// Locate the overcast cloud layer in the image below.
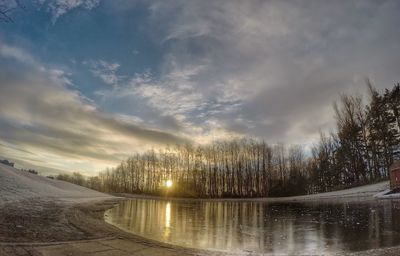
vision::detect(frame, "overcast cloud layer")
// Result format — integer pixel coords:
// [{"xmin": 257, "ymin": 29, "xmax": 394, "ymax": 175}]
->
[{"xmin": 1, "ymin": 0, "xmax": 400, "ymax": 174}]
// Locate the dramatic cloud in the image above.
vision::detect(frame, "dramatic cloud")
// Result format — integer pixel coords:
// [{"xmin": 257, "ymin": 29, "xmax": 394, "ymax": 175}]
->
[
  {"xmin": 1, "ymin": 0, "xmax": 400, "ymax": 173},
  {"xmin": 139, "ymin": 0, "xmax": 400, "ymax": 145},
  {"xmin": 96, "ymin": 63, "xmax": 244, "ymax": 145},
  {"xmin": 0, "ymin": 44, "xmax": 188, "ymax": 174}
]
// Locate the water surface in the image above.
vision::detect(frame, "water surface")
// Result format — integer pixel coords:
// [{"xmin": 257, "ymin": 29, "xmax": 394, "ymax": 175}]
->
[{"xmin": 105, "ymin": 199, "xmax": 400, "ymax": 255}]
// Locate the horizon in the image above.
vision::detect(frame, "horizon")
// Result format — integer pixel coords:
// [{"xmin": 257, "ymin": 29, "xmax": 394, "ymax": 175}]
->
[{"xmin": 1, "ymin": 0, "xmax": 400, "ymax": 175}]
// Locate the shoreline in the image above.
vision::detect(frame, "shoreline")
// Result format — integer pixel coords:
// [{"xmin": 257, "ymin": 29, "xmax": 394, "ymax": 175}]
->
[
  {"xmin": 0, "ymin": 198, "xmax": 212, "ymax": 256},
  {"xmin": 1, "ymin": 196, "xmax": 400, "ymax": 256},
  {"xmin": 1, "ymin": 176, "xmax": 399, "ymax": 255},
  {"xmin": 112, "ymin": 180, "xmax": 391, "ymax": 203}
]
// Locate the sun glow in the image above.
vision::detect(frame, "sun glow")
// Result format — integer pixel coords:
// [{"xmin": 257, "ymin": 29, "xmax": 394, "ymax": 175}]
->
[{"xmin": 165, "ymin": 180, "xmax": 173, "ymax": 188}]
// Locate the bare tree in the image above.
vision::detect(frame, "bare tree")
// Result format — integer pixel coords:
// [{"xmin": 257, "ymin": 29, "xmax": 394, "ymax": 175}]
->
[{"xmin": 0, "ymin": 0, "xmax": 24, "ymax": 23}]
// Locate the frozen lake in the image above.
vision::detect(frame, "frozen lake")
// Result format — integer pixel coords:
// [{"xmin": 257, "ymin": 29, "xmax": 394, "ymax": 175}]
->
[{"xmin": 105, "ymin": 198, "xmax": 400, "ymax": 255}]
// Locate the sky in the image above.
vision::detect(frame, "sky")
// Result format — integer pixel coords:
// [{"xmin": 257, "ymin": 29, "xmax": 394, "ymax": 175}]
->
[{"xmin": 1, "ymin": 0, "xmax": 400, "ymax": 175}]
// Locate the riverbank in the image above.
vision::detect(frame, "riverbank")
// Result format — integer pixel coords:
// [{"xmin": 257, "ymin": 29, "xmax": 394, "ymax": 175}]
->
[
  {"xmin": 1, "ymin": 163, "xmax": 399, "ymax": 256},
  {"xmin": 114, "ymin": 180, "xmax": 390, "ymax": 203}
]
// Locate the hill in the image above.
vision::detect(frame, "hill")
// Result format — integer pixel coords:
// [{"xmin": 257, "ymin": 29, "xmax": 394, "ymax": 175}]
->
[{"xmin": 0, "ymin": 163, "xmax": 112, "ymax": 205}]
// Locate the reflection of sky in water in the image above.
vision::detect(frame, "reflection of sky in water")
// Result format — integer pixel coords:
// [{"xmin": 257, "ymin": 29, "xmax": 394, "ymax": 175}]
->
[{"xmin": 105, "ymin": 199, "xmax": 400, "ymax": 255}]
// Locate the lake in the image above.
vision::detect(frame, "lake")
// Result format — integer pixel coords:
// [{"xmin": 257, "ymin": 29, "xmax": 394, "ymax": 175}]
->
[{"xmin": 104, "ymin": 198, "xmax": 400, "ymax": 255}]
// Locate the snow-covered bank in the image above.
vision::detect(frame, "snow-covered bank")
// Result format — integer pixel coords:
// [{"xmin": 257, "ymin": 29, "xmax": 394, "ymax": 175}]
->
[
  {"xmin": 115, "ymin": 180, "xmax": 391, "ymax": 203},
  {"xmin": 0, "ymin": 163, "xmax": 113, "ymax": 205},
  {"xmin": 374, "ymin": 189, "xmax": 400, "ymax": 199},
  {"xmin": 267, "ymin": 181, "xmax": 390, "ymax": 202}
]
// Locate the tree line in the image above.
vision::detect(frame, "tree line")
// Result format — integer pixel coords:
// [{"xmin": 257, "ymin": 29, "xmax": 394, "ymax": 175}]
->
[
  {"xmin": 58, "ymin": 83, "xmax": 400, "ymax": 197},
  {"xmin": 307, "ymin": 83, "xmax": 400, "ymax": 193}
]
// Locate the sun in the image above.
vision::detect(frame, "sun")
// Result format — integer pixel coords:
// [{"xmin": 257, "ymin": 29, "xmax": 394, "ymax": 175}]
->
[{"xmin": 165, "ymin": 180, "xmax": 173, "ymax": 188}]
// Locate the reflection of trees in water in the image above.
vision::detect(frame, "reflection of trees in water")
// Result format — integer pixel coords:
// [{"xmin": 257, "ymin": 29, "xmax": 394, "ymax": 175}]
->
[
  {"xmin": 106, "ymin": 200, "xmax": 400, "ymax": 254},
  {"xmin": 391, "ymin": 201, "xmax": 400, "ymax": 246}
]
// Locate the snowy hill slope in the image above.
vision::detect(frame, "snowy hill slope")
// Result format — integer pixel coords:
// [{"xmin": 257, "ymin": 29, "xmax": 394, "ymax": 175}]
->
[{"xmin": 0, "ymin": 163, "xmax": 112, "ymax": 205}]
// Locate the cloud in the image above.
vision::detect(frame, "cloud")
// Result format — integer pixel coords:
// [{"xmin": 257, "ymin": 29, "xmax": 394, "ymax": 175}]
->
[
  {"xmin": 3, "ymin": 0, "xmax": 400, "ymax": 173},
  {"xmin": 132, "ymin": 65, "xmax": 206, "ymax": 116},
  {"xmin": 0, "ymin": 44, "xmax": 40, "ymax": 67},
  {"xmin": 84, "ymin": 59, "xmax": 121, "ymax": 86},
  {"xmin": 142, "ymin": 0, "xmax": 400, "ymax": 145},
  {"xmin": 45, "ymin": 0, "xmax": 399, "ymax": 149},
  {"xmin": 37, "ymin": 0, "xmax": 100, "ymax": 23},
  {"xmin": 0, "ymin": 43, "xmax": 189, "ymax": 174},
  {"xmin": 96, "ymin": 61, "xmax": 244, "ymax": 144}
]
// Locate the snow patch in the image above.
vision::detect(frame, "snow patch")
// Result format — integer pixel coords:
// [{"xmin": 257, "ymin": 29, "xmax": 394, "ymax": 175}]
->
[{"xmin": 0, "ymin": 163, "xmax": 113, "ymax": 205}]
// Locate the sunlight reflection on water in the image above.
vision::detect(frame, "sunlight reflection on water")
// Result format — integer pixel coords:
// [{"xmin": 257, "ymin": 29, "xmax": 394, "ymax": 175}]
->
[{"xmin": 164, "ymin": 202, "xmax": 171, "ymax": 240}]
